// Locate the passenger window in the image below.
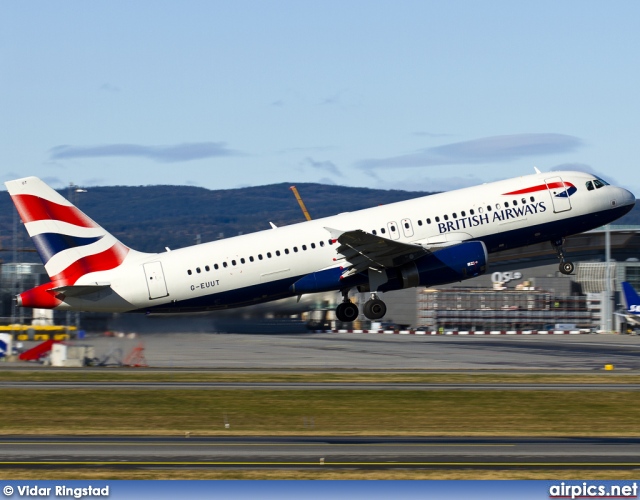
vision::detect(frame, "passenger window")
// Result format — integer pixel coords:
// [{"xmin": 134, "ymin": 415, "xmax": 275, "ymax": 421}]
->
[
  {"xmin": 452, "ymin": 213, "xmax": 457, "ymax": 219},
  {"xmin": 205, "ymin": 265, "xmax": 210, "ymax": 272},
  {"xmin": 258, "ymin": 255, "xmax": 263, "ymax": 260},
  {"xmin": 404, "ymin": 222, "xmax": 410, "ymax": 228},
  {"xmin": 311, "ymin": 243, "xmax": 316, "ymax": 249},
  {"xmin": 495, "ymin": 204, "xmax": 501, "ymax": 209},
  {"xmin": 320, "ymin": 241, "xmax": 325, "ymax": 247},
  {"xmin": 390, "ymin": 225, "xmax": 396, "ymax": 232},
  {"xmin": 196, "ymin": 267, "xmax": 201, "ymax": 273},
  {"xmin": 504, "ymin": 202, "xmax": 509, "ymax": 207},
  {"xmin": 530, "ymin": 196, "xmax": 535, "ymax": 202},
  {"xmin": 231, "ymin": 260, "xmax": 236, "ymax": 266},
  {"xmin": 187, "ymin": 270, "xmax": 192, "ymax": 276},
  {"xmin": 302, "ymin": 245, "xmax": 307, "ymax": 250},
  {"xmin": 586, "ymin": 181, "xmax": 594, "ymax": 191},
  {"xmin": 417, "ymin": 220, "xmax": 423, "ymax": 226},
  {"xmin": 328, "ymin": 239, "xmax": 333, "ymax": 245},
  {"xmin": 381, "ymin": 228, "xmax": 386, "ymax": 234},
  {"xmin": 426, "ymin": 218, "xmax": 431, "ymax": 224},
  {"xmin": 214, "ymin": 264, "xmax": 219, "ymax": 270},
  {"xmin": 521, "ymin": 198, "xmax": 527, "ymax": 204},
  {"xmin": 240, "ymin": 258, "xmax": 245, "ymax": 264},
  {"xmin": 267, "ymin": 252, "xmax": 272, "ymax": 258},
  {"xmin": 223, "ymin": 262, "xmax": 228, "ymax": 268},
  {"xmin": 249, "ymin": 256, "xmax": 254, "ymax": 262},
  {"xmin": 293, "ymin": 247, "xmax": 298, "ymax": 252},
  {"xmin": 469, "ymin": 209, "xmax": 474, "ymax": 215},
  {"xmin": 444, "ymin": 214, "xmax": 449, "ymax": 221},
  {"xmin": 487, "ymin": 206, "xmax": 492, "ymax": 211},
  {"xmin": 372, "ymin": 230, "xmax": 377, "ymax": 235},
  {"xmin": 461, "ymin": 211, "xmax": 466, "ymax": 217},
  {"xmin": 435, "ymin": 217, "xmax": 440, "ymax": 223},
  {"xmin": 275, "ymin": 250, "xmax": 281, "ymax": 256},
  {"xmin": 284, "ymin": 249, "xmax": 289, "ymax": 254},
  {"xmin": 512, "ymin": 200, "xmax": 517, "ymax": 206}
]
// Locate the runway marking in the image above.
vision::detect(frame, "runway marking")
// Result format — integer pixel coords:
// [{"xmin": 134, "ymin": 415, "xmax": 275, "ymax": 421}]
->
[
  {"xmin": 0, "ymin": 442, "xmax": 515, "ymax": 448},
  {"xmin": 0, "ymin": 461, "xmax": 639, "ymax": 467}
]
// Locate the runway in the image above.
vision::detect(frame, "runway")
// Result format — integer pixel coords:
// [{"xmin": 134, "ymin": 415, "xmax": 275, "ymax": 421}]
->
[
  {"xmin": 1, "ymin": 436, "xmax": 639, "ymax": 469},
  {"xmin": 6, "ymin": 333, "xmax": 640, "ymax": 473},
  {"xmin": 16, "ymin": 331, "xmax": 640, "ymax": 370}
]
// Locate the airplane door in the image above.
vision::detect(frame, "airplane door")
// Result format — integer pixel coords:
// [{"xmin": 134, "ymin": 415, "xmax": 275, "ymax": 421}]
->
[
  {"xmin": 143, "ymin": 261, "xmax": 169, "ymax": 299},
  {"xmin": 401, "ymin": 218, "xmax": 414, "ymax": 238},
  {"xmin": 387, "ymin": 221, "xmax": 400, "ymax": 240},
  {"xmin": 544, "ymin": 176, "xmax": 572, "ymax": 213}
]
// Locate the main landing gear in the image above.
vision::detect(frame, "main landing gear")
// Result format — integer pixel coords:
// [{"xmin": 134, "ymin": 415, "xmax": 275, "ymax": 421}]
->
[
  {"xmin": 552, "ymin": 238, "xmax": 574, "ymax": 275},
  {"xmin": 335, "ymin": 289, "xmax": 359, "ymax": 322},
  {"xmin": 335, "ymin": 290, "xmax": 388, "ymax": 322},
  {"xmin": 363, "ymin": 293, "xmax": 386, "ymax": 320}
]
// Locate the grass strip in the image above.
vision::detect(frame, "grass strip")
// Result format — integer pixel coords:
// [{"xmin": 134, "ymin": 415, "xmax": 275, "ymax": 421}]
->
[
  {"xmin": 1, "ymin": 389, "xmax": 639, "ymax": 436},
  {"xmin": 1, "ymin": 370, "xmax": 639, "ymax": 385}
]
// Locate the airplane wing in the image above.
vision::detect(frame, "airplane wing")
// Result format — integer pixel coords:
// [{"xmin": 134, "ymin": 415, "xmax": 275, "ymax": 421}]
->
[{"xmin": 325, "ymin": 227, "xmax": 429, "ymax": 278}]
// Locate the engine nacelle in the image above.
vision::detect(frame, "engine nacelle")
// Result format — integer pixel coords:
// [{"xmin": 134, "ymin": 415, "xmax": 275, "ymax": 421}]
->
[
  {"xmin": 379, "ymin": 240, "xmax": 488, "ymax": 292},
  {"xmin": 290, "ymin": 240, "xmax": 487, "ymax": 295}
]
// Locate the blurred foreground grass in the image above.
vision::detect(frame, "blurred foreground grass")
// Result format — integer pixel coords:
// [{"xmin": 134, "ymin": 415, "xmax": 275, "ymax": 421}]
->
[{"xmin": 1, "ymin": 388, "xmax": 638, "ymax": 436}]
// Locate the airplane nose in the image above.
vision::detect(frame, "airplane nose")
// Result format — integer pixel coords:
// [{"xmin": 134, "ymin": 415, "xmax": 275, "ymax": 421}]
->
[
  {"xmin": 619, "ymin": 188, "xmax": 636, "ymax": 207},
  {"xmin": 613, "ymin": 187, "xmax": 636, "ymax": 215}
]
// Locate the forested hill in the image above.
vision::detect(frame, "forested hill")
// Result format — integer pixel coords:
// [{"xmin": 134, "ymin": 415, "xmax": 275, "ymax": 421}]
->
[
  {"xmin": 0, "ymin": 183, "xmax": 434, "ymax": 255},
  {"xmin": 1, "ymin": 182, "xmax": 638, "ymax": 259}
]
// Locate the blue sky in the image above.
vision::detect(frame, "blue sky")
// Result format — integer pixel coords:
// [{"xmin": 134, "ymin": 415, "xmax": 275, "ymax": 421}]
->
[{"xmin": 1, "ymin": 1, "xmax": 638, "ymax": 196}]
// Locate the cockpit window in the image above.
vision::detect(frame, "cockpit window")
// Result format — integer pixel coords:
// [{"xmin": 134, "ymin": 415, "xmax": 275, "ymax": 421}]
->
[
  {"xmin": 594, "ymin": 176, "xmax": 609, "ymax": 187},
  {"xmin": 586, "ymin": 181, "xmax": 594, "ymax": 191}
]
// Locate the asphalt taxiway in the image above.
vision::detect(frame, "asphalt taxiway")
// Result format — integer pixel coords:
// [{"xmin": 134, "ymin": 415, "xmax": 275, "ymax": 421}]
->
[
  {"xmin": 13, "ymin": 331, "xmax": 640, "ymax": 370},
  {"xmin": 1, "ymin": 436, "xmax": 639, "ymax": 469}
]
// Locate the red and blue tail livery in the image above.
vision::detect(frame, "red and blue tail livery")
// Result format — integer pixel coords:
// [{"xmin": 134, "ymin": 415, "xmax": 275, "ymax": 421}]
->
[
  {"xmin": 4, "ymin": 170, "xmax": 635, "ymax": 321},
  {"xmin": 5, "ymin": 177, "xmax": 139, "ymax": 309}
]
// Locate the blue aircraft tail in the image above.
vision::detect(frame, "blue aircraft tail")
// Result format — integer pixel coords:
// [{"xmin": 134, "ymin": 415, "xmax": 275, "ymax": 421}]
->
[{"xmin": 621, "ymin": 282, "xmax": 640, "ymax": 314}]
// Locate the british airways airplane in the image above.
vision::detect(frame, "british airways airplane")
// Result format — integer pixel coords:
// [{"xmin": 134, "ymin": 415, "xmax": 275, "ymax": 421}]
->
[{"xmin": 5, "ymin": 171, "xmax": 635, "ymax": 322}]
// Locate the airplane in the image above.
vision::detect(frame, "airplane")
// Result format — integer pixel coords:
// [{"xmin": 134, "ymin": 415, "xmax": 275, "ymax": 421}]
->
[
  {"xmin": 620, "ymin": 281, "xmax": 640, "ymax": 326},
  {"xmin": 4, "ymin": 170, "xmax": 636, "ymax": 322}
]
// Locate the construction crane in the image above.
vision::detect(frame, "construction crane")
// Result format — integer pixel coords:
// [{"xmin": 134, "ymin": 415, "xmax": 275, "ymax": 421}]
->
[{"xmin": 289, "ymin": 185, "xmax": 312, "ymax": 221}]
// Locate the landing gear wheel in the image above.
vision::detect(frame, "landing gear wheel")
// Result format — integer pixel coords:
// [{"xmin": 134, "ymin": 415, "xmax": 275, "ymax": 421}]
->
[
  {"xmin": 560, "ymin": 261, "xmax": 574, "ymax": 275},
  {"xmin": 552, "ymin": 238, "xmax": 574, "ymax": 276},
  {"xmin": 363, "ymin": 298, "xmax": 387, "ymax": 320},
  {"xmin": 336, "ymin": 301, "xmax": 359, "ymax": 322}
]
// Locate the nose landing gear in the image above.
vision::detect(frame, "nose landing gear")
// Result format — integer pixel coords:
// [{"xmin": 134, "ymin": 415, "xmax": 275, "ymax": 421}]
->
[{"xmin": 552, "ymin": 238, "xmax": 575, "ymax": 275}]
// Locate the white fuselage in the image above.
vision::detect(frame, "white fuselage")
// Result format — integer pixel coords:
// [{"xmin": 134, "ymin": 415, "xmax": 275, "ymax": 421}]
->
[{"xmin": 61, "ymin": 171, "xmax": 634, "ymax": 312}]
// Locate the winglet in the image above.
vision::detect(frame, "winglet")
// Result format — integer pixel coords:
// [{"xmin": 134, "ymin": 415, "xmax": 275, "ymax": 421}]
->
[{"xmin": 534, "ymin": 166, "xmax": 541, "ymax": 174}]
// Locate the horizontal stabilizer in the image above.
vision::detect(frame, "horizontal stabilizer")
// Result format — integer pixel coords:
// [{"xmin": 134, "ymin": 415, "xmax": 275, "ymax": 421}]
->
[{"xmin": 49, "ymin": 284, "xmax": 112, "ymax": 299}]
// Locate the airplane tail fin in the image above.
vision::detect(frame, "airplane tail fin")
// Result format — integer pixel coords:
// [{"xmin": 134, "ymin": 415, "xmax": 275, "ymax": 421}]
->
[
  {"xmin": 5, "ymin": 177, "xmax": 132, "ymax": 285},
  {"xmin": 621, "ymin": 282, "xmax": 640, "ymax": 313}
]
